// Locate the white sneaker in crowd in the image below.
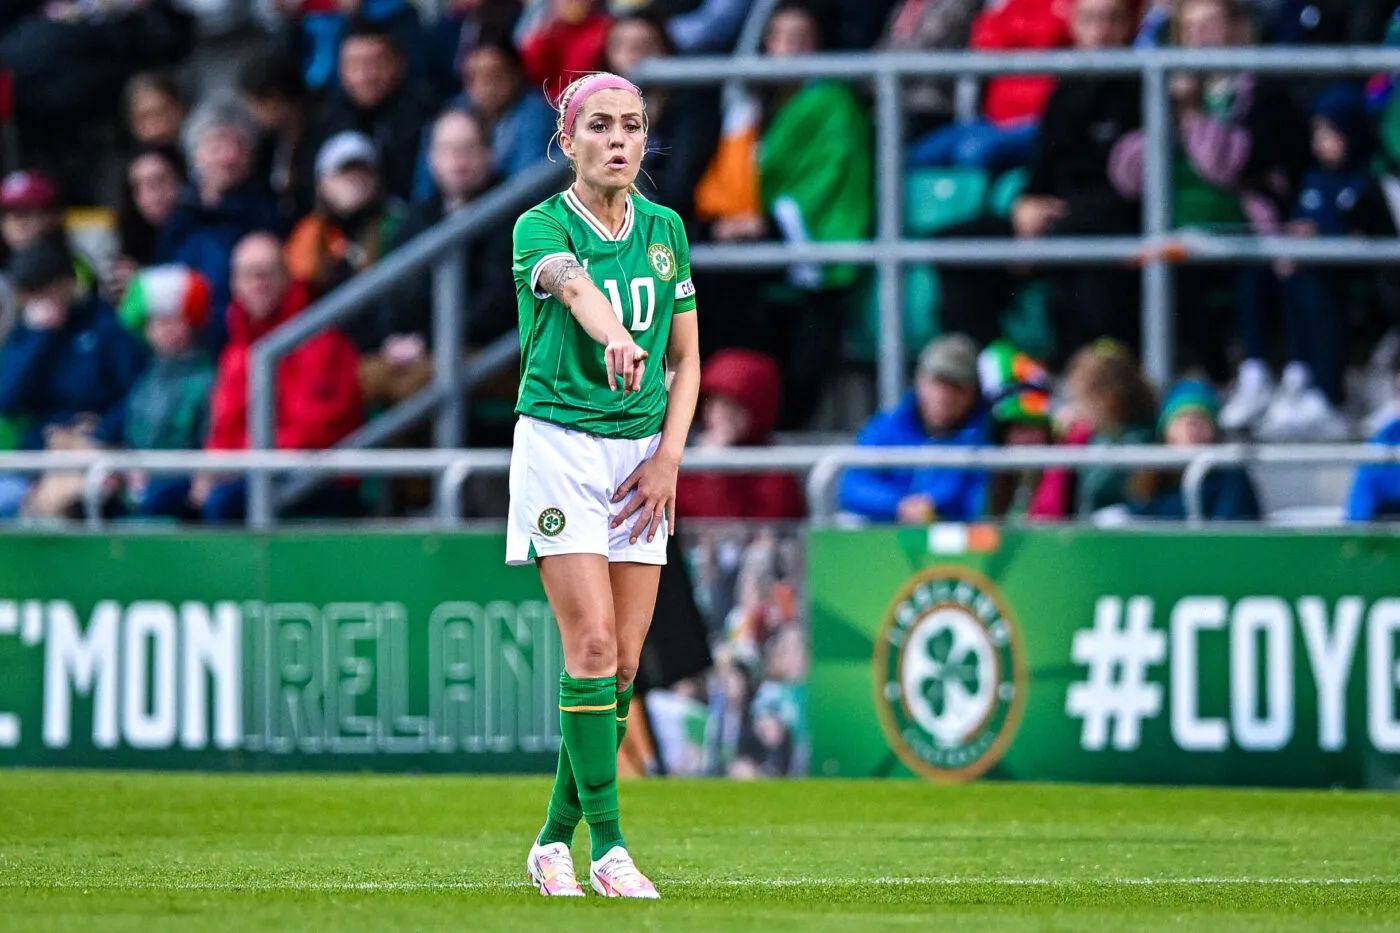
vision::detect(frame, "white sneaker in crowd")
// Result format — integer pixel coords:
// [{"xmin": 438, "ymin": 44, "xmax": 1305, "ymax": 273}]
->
[
  {"xmin": 1257, "ymin": 363, "xmax": 1351, "ymax": 441},
  {"xmin": 1219, "ymin": 359, "xmax": 1275, "ymax": 432}
]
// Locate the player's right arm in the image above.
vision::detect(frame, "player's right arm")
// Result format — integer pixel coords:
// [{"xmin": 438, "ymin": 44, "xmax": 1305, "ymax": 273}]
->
[{"xmin": 515, "ymin": 208, "xmax": 646, "ymax": 394}]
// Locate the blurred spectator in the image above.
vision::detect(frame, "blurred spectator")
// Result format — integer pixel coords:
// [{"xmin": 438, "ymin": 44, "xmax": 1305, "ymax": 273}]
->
[
  {"xmin": 374, "ymin": 110, "xmax": 513, "ymax": 410},
  {"xmin": 1134, "ymin": 0, "xmax": 1174, "ymax": 47},
  {"xmin": 907, "ymin": 0, "xmax": 1074, "ymax": 171},
  {"xmin": 0, "ymin": 241, "xmax": 147, "ymax": 454},
  {"xmin": 977, "ymin": 340, "xmax": 1057, "ymax": 520},
  {"xmin": 113, "ymin": 145, "xmax": 188, "ymax": 298},
  {"xmin": 197, "ymin": 232, "xmax": 363, "ymax": 522},
  {"xmin": 0, "ymin": 171, "xmax": 100, "ymax": 300},
  {"xmin": 424, "ymin": 0, "xmax": 524, "ymax": 99},
  {"xmin": 696, "ymin": 0, "xmax": 872, "ymax": 428},
  {"xmin": 301, "ymin": 18, "xmax": 439, "ymax": 202},
  {"xmin": 1347, "ymin": 356, "xmax": 1400, "ymax": 522},
  {"xmin": 0, "ymin": 0, "xmax": 193, "ymax": 187},
  {"xmin": 519, "ymin": 0, "xmax": 610, "ymax": 100},
  {"xmin": 1247, "ymin": 83, "xmax": 1369, "ymax": 441},
  {"xmin": 840, "ymin": 334, "xmax": 990, "ymax": 523},
  {"xmin": 1261, "ymin": 0, "xmax": 1390, "ymax": 45},
  {"xmin": 239, "ymin": 49, "xmax": 319, "ymax": 220},
  {"xmin": 937, "ymin": 0, "xmax": 1142, "ymax": 357},
  {"xmin": 676, "ymin": 349, "xmax": 806, "ymax": 520},
  {"xmin": 116, "ymin": 265, "xmax": 216, "ymax": 519},
  {"xmin": 1133, "ymin": 380, "xmax": 1261, "ymax": 520},
  {"xmin": 123, "ymin": 71, "xmax": 187, "ymax": 149},
  {"xmin": 264, "ymin": 0, "xmax": 427, "ymax": 92},
  {"xmin": 445, "ymin": 40, "xmax": 556, "ymax": 185},
  {"xmin": 286, "ymin": 131, "xmax": 402, "ymax": 300},
  {"xmin": 1060, "ymin": 340, "xmax": 1158, "ymax": 517},
  {"xmin": 604, "ymin": 13, "xmax": 720, "ymax": 229},
  {"xmin": 1110, "ymin": 0, "xmax": 1308, "ymax": 385},
  {"xmin": 878, "ymin": 0, "xmax": 983, "ymax": 137},
  {"xmin": 664, "ymin": 0, "xmax": 753, "ymax": 52},
  {"xmin": 158, "ymin": 95, "xmax": 284, "ymax": 353}
]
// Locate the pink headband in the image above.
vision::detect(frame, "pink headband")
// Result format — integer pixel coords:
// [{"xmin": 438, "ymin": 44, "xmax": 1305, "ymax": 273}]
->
[{"xmin": 564, "ymin": 74, "xmax": 643, "ymax": 135}]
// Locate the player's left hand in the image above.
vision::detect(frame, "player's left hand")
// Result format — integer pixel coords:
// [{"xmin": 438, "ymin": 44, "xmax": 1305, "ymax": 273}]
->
[{"xmin": 612, "ymin": 453, "xmax": 680, "ymax": 544}]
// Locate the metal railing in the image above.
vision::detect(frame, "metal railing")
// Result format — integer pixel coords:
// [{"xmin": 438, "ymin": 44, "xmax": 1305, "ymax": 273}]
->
[
  {"xmin": 1, "ymin": 444, "xmax": 1395, "ymax": 529},
  {"xmin": 631, "ymin": 46, "xmax": 1400, "ymax": 409},
  {"xmin": 245, "ymin": 160, "xmax": 569, "ymax": 529},
  {"xmin": 235, "ymin": 46, "xmax": 1400, "ymax": 529}
]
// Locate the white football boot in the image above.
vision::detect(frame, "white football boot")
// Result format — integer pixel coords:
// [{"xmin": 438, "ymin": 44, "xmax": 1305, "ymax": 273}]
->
[
  {"xmin": 526, "ymin": 841, "xmax": 585, "ymax": 897},
  {"xmin": 589, "ymin": 846, "xmax": 660, "ymax": 899}
]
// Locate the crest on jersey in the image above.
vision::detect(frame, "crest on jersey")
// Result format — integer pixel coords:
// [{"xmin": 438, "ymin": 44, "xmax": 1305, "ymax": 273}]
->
[
  {"xmin": 647, "ymin": 243, "xmax": 676, "ymax": 281},
  {"xmin": 874, "ymin": 566, "xmax": 1026, "ymax": 783},
  {"xmin": 538, "ymin": 507, "xmax": 566, "ymax": 537}
]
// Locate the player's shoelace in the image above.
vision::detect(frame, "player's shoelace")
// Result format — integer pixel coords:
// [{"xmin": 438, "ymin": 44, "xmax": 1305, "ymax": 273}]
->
[
  {"xmin": 537, "ymin": 848, "xmax": 580, "ymax": 892},
  {"xmin": 598, "ymin": 854, "xmax": 650, "ymax": 894}
]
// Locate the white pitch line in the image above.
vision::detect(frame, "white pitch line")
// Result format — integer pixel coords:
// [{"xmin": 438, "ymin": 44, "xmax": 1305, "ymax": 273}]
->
[{"xmin": 21, "ymin": 877, "xmax": 1395, "ymax": 892}]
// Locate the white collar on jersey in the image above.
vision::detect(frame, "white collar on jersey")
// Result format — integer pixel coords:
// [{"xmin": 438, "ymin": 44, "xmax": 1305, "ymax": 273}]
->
[{"xmin": 563, "ymin": 186, "xmax": 635, "ymax": 242}]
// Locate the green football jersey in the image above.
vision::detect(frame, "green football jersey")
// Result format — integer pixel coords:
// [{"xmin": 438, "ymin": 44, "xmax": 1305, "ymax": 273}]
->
[{"xmin": 512, "ymin": 188, "xmax": 696, "ymax": 439}]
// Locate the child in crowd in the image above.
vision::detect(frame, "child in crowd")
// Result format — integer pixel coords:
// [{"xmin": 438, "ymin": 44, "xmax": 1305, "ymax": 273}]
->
[
  {"xmin": 978, "ymin": 339, "xmax": 1057, "ymax": 520},
  {"xmin": 1135, "ymin": 380, "xmax": 1261, "ymax": 520},
  {"xmin": 1229, "ymin": 84, "xmax": 1369, "ymax": 440},
  {"xmin": 1058, "ymin": 340, "xmax": 1158, "ymax": 518},
  {"xmin": 118, "ymin": 266, "xmax": 217, "ymax": 519}
]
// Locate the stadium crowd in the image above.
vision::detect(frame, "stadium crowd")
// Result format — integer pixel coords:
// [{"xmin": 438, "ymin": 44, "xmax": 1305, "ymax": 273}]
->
[{"xmin": 0, "ymin": 0, "xmax": 1399, "ymax": 522}]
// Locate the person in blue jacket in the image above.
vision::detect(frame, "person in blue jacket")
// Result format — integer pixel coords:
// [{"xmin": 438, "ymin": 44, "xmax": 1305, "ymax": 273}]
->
[
  {"xmin": 1347, "ymin": 359, "xmax": 1400, "ymax": 521},
  {"xmin": 840, "ymin": 333, "xmax": 990, "ymax": 523},
  {"xmin": 0, "ymin": 241, "xmax": 148, "ymax": 451}
]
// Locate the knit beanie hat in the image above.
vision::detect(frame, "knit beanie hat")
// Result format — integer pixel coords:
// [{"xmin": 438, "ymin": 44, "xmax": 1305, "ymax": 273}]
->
[
  {"xmin": 1158, "ymin": 379, "xmax": 1220, "ymax": 437},
  {"xmin": 120, "ymin": 265, "xmax": 212, "ymax": 333}
]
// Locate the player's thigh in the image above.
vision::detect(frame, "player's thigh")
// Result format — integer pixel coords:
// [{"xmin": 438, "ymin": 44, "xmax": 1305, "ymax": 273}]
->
[
  {"xmin": 507, "ymin": 418, "xmax": 611, "ymax": 566},
  {"xmin": 608, "ymin": 561, "xmax": 662, "ymax": 692},
  {"xmin": 539, "ymin": 553, "xmax": 618, "ymax": 678},
  {"xmin": 606, "ymin": 432, "xmax": 669, "ymax": 563}
]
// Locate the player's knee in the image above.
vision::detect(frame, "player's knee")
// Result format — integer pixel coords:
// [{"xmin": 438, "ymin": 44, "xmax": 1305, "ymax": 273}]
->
[
  {"xmin": 615, "ymin": 664, "xmax": 638, "ymax": 692},
  {"xmin": 571, "ymin": 627, "xmax": 618, "ymax": 676}
]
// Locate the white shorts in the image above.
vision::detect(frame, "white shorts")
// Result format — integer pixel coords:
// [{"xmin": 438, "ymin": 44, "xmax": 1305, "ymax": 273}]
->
[{"xmin": 506, "ymin": 416, "xmax": 669, "ymax": 567}]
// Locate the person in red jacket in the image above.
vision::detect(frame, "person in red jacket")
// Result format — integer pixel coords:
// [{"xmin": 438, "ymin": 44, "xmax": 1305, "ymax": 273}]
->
[
  {"xmin": 520, "ymin": 0, "xmax": 611, "ymax": 102},
  {"xmin": 194, "ymin": 231, "xmax": 365, "ymax": 523},
  {"xmin": 907, "ymin": 0, "xmax": 1076, "ymax": 171},
  {"xmin": 675, "ymin": 349, "xmax": 805, "ymax": 521}
]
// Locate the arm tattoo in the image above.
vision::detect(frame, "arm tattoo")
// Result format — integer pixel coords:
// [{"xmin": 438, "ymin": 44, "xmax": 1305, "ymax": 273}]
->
[{"xmin": 538, "ymin": 256, "xmax": 591, "ymax": 300}]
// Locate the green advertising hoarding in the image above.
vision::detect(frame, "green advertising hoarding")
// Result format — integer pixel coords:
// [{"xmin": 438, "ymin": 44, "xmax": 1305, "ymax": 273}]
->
[
  {"xmin": 809, "ymin": 527, "xmax": 1400, "ymax": 789},
  {"xmin": 0, "ymin": 533, "xmax": 561, "ymax": 772}
]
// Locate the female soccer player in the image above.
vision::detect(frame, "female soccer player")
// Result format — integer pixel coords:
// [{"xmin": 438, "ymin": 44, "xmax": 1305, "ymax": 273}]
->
[{"xmin": 509, "ymin": 72, "xmax": 700, "ymax": 898}]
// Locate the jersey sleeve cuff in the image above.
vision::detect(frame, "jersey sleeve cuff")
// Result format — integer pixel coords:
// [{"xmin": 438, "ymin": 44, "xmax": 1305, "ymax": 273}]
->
[{"xmin": 528, "ymin": 252, "xmax": 579, "ymax": 299}]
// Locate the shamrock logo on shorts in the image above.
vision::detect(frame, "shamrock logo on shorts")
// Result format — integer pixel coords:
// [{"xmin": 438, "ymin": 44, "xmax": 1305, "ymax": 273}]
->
[{"xmin": 538, "ymin": 507, "xmax": 566, "ymax": 537}]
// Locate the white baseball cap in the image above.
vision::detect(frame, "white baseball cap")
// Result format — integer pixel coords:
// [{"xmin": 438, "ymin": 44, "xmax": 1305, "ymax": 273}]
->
[{"xmin": 315, "ymin": 131, "xmax": 378, "ymax": 180}]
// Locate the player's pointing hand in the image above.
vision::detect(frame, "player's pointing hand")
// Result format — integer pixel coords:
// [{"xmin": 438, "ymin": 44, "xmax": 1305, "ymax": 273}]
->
[{"xmin": 605, "ymin": 339, "xmax": 648, "ymax": 394}]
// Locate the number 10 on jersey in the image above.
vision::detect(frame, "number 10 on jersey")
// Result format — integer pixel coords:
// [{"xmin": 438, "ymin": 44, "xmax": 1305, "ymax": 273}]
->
[{"xmin": 602, "ymin": 278, "xmax": 655, "ymax": 333}]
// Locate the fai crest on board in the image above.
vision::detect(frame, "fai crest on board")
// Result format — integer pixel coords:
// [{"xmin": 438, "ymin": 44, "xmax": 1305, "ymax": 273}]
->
[
  {"xmin": 647, "ymin": 243, "xmax": 676, "ymax": 281},
  {"xmin": 874, "ymin": 566, "xmax": 1026, "ymax": 782}
]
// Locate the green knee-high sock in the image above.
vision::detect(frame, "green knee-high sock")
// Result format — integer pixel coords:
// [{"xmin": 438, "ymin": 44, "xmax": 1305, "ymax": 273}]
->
[
  {"xmin": 557, "ymin": 673, "xmax": 626, "ymax": 860},
  {"xmin": 614, "ymin": 683, "xmax": 635, "ymax": 748},
  {"xmin": 537, "ymin": 743, "xmax": 583, "ymax": 847},
  {"xmin": 537, "ymin": 682, "xmax": 637, "ymax": 848}
]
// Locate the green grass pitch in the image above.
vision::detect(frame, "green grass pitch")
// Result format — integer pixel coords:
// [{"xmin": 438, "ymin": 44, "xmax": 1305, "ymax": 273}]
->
[{"xmin": 1, "ymin": 771, "xmax": 1398, "ymax": 932}]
